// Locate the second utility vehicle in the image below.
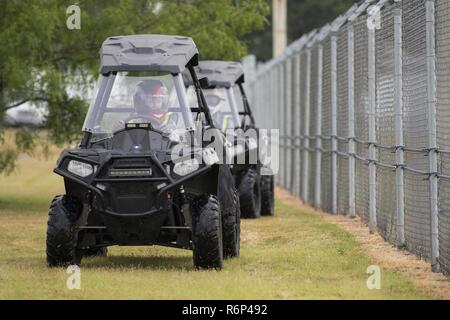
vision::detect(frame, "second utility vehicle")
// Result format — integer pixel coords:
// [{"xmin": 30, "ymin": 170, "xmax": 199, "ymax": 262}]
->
[{"xmin": 185, "ymin": 61, "xmax": 275, "ymax": 218}]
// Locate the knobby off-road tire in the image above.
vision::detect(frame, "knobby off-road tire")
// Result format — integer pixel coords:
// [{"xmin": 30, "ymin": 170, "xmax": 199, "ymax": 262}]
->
[
  {"xmin": 239, "ymin": 169, "xmax": 261, "ymax": 219},
  {"xmin": 46, "ymin": 195, "xmax": 82, "ymax": 267},
  {"xmin": 260, "ymin": 175, "xmax": 275, "ymax": 216},
  {"xmin": 192, "ymin": 195, "xmax": 223, "ymax": 270},
  {"xmin": 222, "ymin": 188, "xmax": 241, "ymax": 259}
]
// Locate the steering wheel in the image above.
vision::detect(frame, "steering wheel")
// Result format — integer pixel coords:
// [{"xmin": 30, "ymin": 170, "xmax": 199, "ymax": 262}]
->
[{"xmin": 122, "ymin": 115, "xmax": 158, "ymax": 125}]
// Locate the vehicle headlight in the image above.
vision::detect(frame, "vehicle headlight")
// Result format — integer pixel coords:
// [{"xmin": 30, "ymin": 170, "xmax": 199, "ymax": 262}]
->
[
  {"xmin": 173, "ymin": 158, "xmax": 200, "ymax": 176},
  {"xmin": 67, "ymin": 160, "xmax": 94, "ymax": 178},
  {"xmin": 202, "ymin": 148, "xmax": 219, "ymax": 165}
]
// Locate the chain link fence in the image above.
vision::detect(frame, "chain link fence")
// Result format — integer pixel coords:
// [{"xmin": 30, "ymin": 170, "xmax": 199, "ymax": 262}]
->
[{"xmin": 246, "ymin": 0, "xmax": 450, "ymax": 276}]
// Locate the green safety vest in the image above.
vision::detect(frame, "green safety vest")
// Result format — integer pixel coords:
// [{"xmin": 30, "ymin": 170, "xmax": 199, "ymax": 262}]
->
[
  {"xmin": 163, "ymin": 112, "xmax": 174, "ymax": 125},
  {"xmin": 221, "ymin": 115, "xmax": 232, "ymax": 132}
]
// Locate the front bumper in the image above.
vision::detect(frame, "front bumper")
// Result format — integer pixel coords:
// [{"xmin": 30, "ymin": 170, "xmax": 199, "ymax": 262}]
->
[{"xmin": 55, "ymin": 153, "xmax": 212, "ymax": 218}]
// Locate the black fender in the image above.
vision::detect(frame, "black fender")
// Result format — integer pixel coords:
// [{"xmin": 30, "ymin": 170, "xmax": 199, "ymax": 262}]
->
[
  {"xmin": 217, "ymin": 164, "xmax": 236, "ymax": 213},
  {"xmin": 184, "ymin": 165, "xmax": 219, "ymax": 195},
  {"xmin": 183, "ymin": 164, "xmax": 235, "ymax": 207}
]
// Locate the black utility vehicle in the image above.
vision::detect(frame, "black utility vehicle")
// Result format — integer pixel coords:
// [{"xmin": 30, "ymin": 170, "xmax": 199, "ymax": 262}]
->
[
  {"xmin": 185, "ymin": 61, "xmax": 275, "ymax": 219},
  {"xmin": 46, "ymin": 35, "xmax": 240, "ymax": 270}
]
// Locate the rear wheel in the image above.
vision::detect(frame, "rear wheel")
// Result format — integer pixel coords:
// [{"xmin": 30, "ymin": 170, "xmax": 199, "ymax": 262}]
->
[
  {"xmin": 46, "ymin": 195, "xmax": 82, "ymax": 267},
  {"xmin": 260, "ymin": 175, "xmax": 275, "ymax": 216},
  {"xmin": 239, "ymin": 169, "xmax": 261, "ymax": 219},
  {"xmin": 222, "ymin": 188, "xmax": 240, "ymax": 259},
  {"xmin": 192, "ymin": 195, "xmax": 223, "ymax": 269}
]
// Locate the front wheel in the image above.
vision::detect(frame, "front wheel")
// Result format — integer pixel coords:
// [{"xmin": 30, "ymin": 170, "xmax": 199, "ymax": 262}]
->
[
  {"xmin": 260, "ymin": 175, "xmax": 275, "ymax": 216},
  {"xmin": 192, "ymin": 195, "xmax": 223, "ymax": 270},
  {"xmin": 46, "ymin": 195, "xmax": 82, "ymax": 267}
]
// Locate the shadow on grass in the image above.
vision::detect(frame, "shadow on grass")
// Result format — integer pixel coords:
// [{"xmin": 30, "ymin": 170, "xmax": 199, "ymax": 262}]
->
[{"xmin": 80, "ymin": 254, "xmax": 194, "ymax": 271}]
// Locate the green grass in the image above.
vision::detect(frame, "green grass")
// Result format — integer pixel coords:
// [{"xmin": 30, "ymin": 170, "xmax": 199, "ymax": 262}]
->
[{"xmin": 0, "ymin": 153, "xmax": 434, "ymax": 299}]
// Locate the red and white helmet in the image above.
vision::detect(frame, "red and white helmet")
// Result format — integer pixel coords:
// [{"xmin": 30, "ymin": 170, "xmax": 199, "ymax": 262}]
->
[{"xmin": 133, "ymin": 80, "xmax": 169, "ymax": 122}]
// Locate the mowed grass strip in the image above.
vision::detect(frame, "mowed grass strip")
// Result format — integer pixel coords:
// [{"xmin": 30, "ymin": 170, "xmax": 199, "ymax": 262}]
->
[{"xmin": 0, "ymin": 152, "xmax": 433, "ymax": 299}]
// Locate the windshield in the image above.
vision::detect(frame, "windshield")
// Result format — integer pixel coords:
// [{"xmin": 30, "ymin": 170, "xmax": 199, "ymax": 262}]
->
[
  {"xmin": 83, "ymin": 72, "xmax": 194, "ymax": 141},
  {"xmin": 187, "ymin": 86, "xmax": 240, "ymax": 131}
]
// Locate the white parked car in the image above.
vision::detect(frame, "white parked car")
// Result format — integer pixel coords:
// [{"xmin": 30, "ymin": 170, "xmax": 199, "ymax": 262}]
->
[{"xmin": 4, "ymin": 101, "xmax": 48, "ymax": 127}]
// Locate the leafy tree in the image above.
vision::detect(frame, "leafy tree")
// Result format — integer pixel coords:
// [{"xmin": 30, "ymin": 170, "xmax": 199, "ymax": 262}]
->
[{"xmin": 0, "ymin": 0, "xmax": 270, "ymax": 174}]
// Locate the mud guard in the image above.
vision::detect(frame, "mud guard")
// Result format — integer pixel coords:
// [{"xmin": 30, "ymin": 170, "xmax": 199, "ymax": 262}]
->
[{"xmin": 184, "ymin": 164, "xmax": 235, "ymax": 212}]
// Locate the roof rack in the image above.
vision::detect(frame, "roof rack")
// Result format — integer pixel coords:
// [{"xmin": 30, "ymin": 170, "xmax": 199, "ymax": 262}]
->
[
  {"xmin": 100, "ymin": 34, "xmax": 198, "ymax": 74},
  {"xmin": 190, "ymin": 60, "xmax": 245, "ymax": 88}
]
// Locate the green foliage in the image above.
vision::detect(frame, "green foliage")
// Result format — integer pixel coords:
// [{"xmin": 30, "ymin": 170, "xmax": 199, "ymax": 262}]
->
[
  {"xmin": 0, "ymin": 149, "xmax": 17, "ymax": 175},
  {"xmin": 155, "ymin": 0, "xmax": 269, "ymax": 60},
  {"xmin": 0, "ymin": 0, "xmax": 270, "ymax": 174},
  {"xmin": 15, "ymin": 129, "xmax": 37, "ymax": 154}
]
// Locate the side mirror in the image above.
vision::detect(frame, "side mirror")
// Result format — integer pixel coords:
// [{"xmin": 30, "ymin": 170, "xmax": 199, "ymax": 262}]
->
[{"xmin": 199, "ymin": 77, "xmax": 210, "ymax": 89}]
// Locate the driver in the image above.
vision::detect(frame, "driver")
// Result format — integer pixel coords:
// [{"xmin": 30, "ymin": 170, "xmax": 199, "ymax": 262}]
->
[
  {"xmin": 132, "ymin": 79, "xmax": 177, "ymax": 130},
  {"xmin": 114, "ymin": 79, "xmax": 177, "ymax": 132}
]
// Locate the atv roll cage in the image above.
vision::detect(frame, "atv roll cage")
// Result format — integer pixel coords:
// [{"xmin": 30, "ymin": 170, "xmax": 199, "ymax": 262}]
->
[
  {"xmin": 185, "ymin": 61, "xmax": 256, "ymax": 130},
  {"xmin": 80, "ymin": 35, "xmax": 214, "ymax": 148}
]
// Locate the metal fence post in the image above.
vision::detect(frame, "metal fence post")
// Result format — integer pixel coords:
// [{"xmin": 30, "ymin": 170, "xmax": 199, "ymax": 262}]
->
[
  {"xmin": 266, "ymin": 69, "xmax": 269, "ymax": 129},
  {"xmin": 426, "ymin": 0, "xmax": 439, "ymax": 272},
  {"xmin": 292, "ymin": 53, "xmax": 301, "ymax": 195},
  {"xmin": 299, "ymin": 52, "xmax": 305, "ymax": 200},
  {"xmin": 302, "ymin": 50, "xmax": 312, "ymax": 202},
  {"xmin": 297, "ymin": 54, "xmax": 303, "ymax": 197},
  {"xmin": 331, "ymin": 34, "xmax": 338, "ymax": 214},
  {"xmin": 285, "ymin": 57, "xmax": 292, "ymax": 192},
  {"xmin": 283, "ymin": 60, "xmax": 288, "ymax": 189},
  {"xmin": 278, "ymin": 63, "xmax": 285, "ymax": 188},
  {"xmin": 394, "ymin": 8, "xmax": 405, "ymax": 248},
  {"xmin": 315, "ymin": 45, "xmax": 323, "ymax": 209},
  {"xmin": 262, "ymin": 72, "xmax": 266, "ymax": 125},
  {"xmin": 368, "ymin": 23, "xmax": 377, "ymax": 232},
  {"xmin": 271, "ymin": 68, "xmax": 276, "ymax": 130},
  {"xmin": 348, "ymin": 22, "xmax": 356, "ymax": 218},
  {"xmin": 281, "ymin": 63, "xmax": 284, "ymax": 188},
  {"xmin": 275, "ymin": 65, "xmax": 281, "ymax": 186}
]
